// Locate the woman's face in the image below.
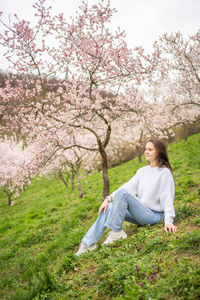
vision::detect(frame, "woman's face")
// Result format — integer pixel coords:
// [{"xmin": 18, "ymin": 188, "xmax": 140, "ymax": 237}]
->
[{"xmin": 145, "ymin": 142, "xmax": 158, "ymax": 165}]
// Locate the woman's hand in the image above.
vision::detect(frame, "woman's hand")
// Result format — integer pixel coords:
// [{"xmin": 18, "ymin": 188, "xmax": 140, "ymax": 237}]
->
[
  {"xmin": 98, "ymin": 198, "xmax": 109, "ymax": 215},
  {"xmin": 165, "ymin": 224, "xmax": 177, "ymax": 233}
]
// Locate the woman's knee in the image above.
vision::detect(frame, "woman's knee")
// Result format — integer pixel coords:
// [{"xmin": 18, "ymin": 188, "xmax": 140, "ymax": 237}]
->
[{"xmin": 115, "ymin": 187, "xmax": 129, "ymax": 198}]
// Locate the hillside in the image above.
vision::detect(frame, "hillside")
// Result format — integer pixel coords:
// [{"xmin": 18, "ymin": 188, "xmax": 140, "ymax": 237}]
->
[{"xmin": 0, "ymin": 133, "xmax": 200, "ymax": 300}]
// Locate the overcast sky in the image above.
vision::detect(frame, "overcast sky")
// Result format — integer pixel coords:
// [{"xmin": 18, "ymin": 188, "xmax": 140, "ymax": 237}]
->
[{"xmin": 0, "ymin": 0, "xmax": 200, "ymax": 70}]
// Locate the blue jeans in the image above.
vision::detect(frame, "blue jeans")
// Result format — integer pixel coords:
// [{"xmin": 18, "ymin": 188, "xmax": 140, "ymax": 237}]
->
[{"xmin": 82, "ymin": 188, "xmax": 164, "ymax": 247}]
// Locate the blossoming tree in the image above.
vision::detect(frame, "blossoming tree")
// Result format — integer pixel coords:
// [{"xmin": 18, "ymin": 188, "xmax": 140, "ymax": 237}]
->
[
  {"xmin": 152, "ymin": 31, "xmax": 200, "ymax": 127},
  {"xmin": 0, "ymin": 139, "xmax": 38, "ymax": 205},
  {"xmin": 0, "ymin": 0, "xmax": 160, "ymax": 199}
]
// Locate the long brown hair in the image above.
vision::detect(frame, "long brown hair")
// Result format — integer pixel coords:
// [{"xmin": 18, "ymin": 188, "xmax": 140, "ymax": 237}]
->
[{"xmin": 147, "ymin": 138, "xmax": 173, "ymax": 172}]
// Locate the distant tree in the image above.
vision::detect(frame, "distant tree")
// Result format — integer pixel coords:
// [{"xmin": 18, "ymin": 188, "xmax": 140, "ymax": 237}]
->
[
  {"xmin": 40, "ymin": 143, "xmax": 96, "ymax": 199},
  {"xmin": 0, "ymin": 139, "xmax": 36, "ymax": 205},
  {"xmin": 153, "ymin": 31, "xmax": 200, "ymax": 125}
]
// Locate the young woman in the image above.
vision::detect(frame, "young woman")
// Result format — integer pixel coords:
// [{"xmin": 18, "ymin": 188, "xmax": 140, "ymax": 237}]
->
[{"xmin": 76, "ymin": 138, "xmax": 177, "ymax": 256}]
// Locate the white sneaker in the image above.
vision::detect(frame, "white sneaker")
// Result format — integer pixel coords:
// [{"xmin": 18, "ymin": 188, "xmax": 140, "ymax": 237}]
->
[
  {"xmin": 75, "ymin": 242, "xmax": 97, "ymax": 256},
  {"xmin": 103, "ymin": 230, "xmax": 127, "ymax": 245}
]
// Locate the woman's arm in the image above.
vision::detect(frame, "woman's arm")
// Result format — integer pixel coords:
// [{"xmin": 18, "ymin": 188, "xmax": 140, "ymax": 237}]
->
[
  {"xmin": 98, "ymin": 170, "xmax": 140, "ymax": 216},
  {"xmin": 160, "ymin": 170, "xmax": 177, "ymax": 233},
  {"xmin": 110, "ymin": 170, "xmax": 140, "ymax": 200}
]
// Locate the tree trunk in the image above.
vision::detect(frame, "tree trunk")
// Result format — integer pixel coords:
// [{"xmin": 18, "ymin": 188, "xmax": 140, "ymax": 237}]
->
[
  {"xmin": 100, "ymin": 149, "xmax": 110, "ymax": 200},
  {"xmin": 183, "ymin": 124, "xmax": 188, "ymax": 141},
  {"xmin": 136, "ymin": 146, "xmax": 142, "ymax": 163},
  {"xmin": 8, "ymin": 193, "xmax": 12, "ymax": 206},
  {"xmin": 4, "ymin": 189, "xmax": 12, "ymax": 206},
  {"xmin": 70, "ymin": 173, "xmax": 75, "ymax": 190},
  {"xmin": 76, "ymin": 171, "xmax": 83, "ymax": 198},
  {"xmin": 58, "ymin": 171, "xmax": 68, "ymax": 188}
]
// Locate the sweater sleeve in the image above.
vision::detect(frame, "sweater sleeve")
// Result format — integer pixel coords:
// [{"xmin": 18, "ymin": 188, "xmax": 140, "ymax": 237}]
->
[
  {"xmin": 159, "ymin": 170, "xmax": 175, "ymax": 225},
  {"xmin": 110, "ymin": 170, "xmax": 139, "ymax": 200}
]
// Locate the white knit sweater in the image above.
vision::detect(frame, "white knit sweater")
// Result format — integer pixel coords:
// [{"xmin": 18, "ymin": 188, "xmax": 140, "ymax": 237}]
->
[{"xmin": 111, "ymin": 165, "xmax": 175, "ymax": 225}]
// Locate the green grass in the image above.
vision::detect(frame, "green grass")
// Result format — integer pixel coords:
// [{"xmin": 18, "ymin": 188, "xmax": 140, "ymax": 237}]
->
[{"xmin": 0, "ymin": 133, "xmax": 200, "ymax": 300}]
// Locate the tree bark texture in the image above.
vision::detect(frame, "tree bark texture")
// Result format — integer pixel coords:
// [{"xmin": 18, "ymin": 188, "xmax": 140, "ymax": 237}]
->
[
  {"xmin": 100, "ymin": 148, "xmax": 110, "ymax": 199},
  {"xmin": 76, "ymin": 171, "xmax": 83, "ymax": 198},
  {"xmin": 58, "ymin": 171, "xmax": 68, "ymax": 188},
  {"xmin": 4, "ymin": 189, "xmax": 12, "ymax": 206}
]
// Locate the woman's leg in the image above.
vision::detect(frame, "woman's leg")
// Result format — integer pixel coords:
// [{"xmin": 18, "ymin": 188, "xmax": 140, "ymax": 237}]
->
[
  {"xmin": 82, "ymin": 187, "xmax": 164, "ymax": 247},
  {"xmin": 105, "ymin": 187, "xmax": 164, "ymax": 231},
  {"xmin": 124, "ymin": 209, "xmax": 141, "ymax": 225},
  {"xmin": 82, "ymin": 203, "xmax": 113, "ymax": 247}
]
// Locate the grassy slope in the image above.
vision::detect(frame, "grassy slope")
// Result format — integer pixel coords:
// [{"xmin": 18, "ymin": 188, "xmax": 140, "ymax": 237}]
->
[{"xmin": 0, "ymin": 133, "xmax": 200, "ymax": 300}]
